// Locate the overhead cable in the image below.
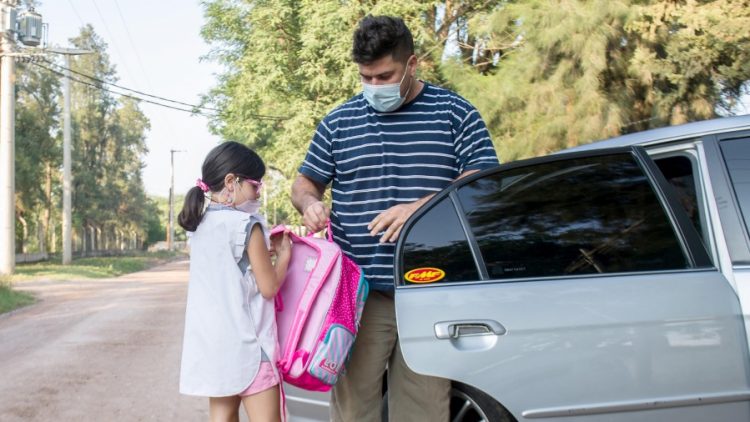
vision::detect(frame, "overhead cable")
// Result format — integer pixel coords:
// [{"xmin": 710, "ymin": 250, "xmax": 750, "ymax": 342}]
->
[
  {"xmin": 41, "ymin": 58, "xmax": 289, "ymax": 121},
  {"xmin": 31, "ymin": 61, "xmax": 218, "ymax": 117}
]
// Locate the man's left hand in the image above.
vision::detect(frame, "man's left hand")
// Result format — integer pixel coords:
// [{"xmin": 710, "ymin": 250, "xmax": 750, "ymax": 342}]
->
[{"xmin": 368, "ymin": 202, "xmax": 420, "ymax": 244}]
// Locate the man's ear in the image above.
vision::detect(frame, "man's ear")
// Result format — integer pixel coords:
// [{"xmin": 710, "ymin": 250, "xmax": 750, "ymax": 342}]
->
[{"xmin": 407, "ymin": 54, "xmax": 417, "ymax": 76}]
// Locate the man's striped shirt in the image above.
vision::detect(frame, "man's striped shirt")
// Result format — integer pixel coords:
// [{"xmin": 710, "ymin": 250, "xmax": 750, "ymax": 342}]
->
[{"xmin": 299, "ymin": 82, "xmax": 499, "ymax": 291}]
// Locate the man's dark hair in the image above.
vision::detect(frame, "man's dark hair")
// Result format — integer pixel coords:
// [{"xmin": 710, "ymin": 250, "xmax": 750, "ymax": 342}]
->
[{"xmin": 352, "ymin": 15, "xmax": 414, "ymax": 64}]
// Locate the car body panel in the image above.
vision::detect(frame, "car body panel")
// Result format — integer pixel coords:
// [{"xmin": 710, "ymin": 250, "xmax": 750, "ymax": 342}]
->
[
  {"xmin": 284, "ymin": 385, "xmax": 329, "ymax": 422},
  {"xmin": 394, "ymin": 146, "xmax": 750, "ymax": 420},
  {"xmin": 395, "ymin": 270, "xmax": 750, "ymax": 421},
  {"xmin": 560, "ymin": 115, "xmax": 750, "ymax": 154}
]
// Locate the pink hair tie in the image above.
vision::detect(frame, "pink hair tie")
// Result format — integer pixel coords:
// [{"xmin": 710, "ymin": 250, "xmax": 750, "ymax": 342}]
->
[{"xmin": 196, "ymin": 178, "xmax": 210, "ymax": 193}]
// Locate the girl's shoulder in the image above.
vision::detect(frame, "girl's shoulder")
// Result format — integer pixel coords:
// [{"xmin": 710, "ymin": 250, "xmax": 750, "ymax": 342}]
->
[
  {"xmin": 245, "ymin": 213, "xmax": 271, "ymax": 248},
  {"xmin": 201, "ymin": 206, "xmax": 269, "ymax": 239}
]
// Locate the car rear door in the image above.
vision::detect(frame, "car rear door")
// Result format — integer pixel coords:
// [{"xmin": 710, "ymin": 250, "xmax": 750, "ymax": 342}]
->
[{"xmin": 394, "ymin": 147, "xmax": 750, "ymax": 421}]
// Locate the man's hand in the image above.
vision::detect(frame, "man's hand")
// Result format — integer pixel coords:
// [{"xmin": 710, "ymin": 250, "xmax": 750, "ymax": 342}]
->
[
  {"xmin": 303, "ymin": 200, "xmax": 330, "ymax": 234},
  {"xmin": 368, "ymin": 202, "xmax": 420, "ymax": 244}
]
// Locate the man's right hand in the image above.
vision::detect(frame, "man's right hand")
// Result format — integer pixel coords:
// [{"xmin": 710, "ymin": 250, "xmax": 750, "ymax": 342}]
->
[{"xmin": 302, "ymin": 200, "xmax": 330, "ymax": 234}]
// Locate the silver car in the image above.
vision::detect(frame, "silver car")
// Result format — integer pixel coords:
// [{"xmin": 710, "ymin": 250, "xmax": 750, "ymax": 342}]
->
[{"xmin": 288, "ymin": 115, "xmax": 750, "ymax": 421}]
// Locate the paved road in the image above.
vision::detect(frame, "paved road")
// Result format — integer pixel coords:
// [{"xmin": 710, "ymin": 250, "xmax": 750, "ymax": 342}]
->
[{"xmin": 0, "ymin": 260, "xmax": 208, "ymax": 421}]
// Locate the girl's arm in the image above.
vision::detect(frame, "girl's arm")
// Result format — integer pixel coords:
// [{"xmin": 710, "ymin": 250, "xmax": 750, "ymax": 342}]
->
[{"xmin": 247, "ymin": 224, "xmax": 291, "ymax": 299}]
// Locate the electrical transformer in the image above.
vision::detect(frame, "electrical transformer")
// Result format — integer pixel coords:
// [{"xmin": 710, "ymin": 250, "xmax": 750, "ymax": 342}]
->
[{"xmin": 17, "ymin": 8, "xmax": 42, "ymax": 47}]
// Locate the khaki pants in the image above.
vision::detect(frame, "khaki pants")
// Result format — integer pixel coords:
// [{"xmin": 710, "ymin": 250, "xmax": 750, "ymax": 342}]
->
[{"xmin": 331, "ymin": 290, "xmax": 450, "ymax": 422}]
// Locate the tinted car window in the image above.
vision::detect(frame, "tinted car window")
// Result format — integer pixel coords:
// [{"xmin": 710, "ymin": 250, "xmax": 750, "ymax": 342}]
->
[
  {"xmin": 401, "ymin": 198, "xmax": 479, "ymax": 285},
  {"xmin": 720, "ymin": 138, "xmax": 750, "ymax": 237},
  {"xmin": 654, "ymin": 155, "xmax": 705, "ymax": 246},
  {"xmin": 457, "ymin": 153, "xmax": 688, "ymax": 279}
]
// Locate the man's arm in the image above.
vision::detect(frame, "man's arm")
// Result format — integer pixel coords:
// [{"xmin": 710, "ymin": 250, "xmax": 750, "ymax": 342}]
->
[
  {"xmin": 291, "ymin": 174, "xmax": 330, "ymax": 233},
  {"xmin": 368, "ymin": 169, "xmax": 480, "ymax": 244}
]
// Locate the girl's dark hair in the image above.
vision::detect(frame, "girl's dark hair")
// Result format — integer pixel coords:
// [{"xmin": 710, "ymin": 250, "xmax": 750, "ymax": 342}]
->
[
  {"xmin": 178, "ymin": 141, "xmax": 266, "ymax": 232},
  {"xmin": 352, "ymin": 15, "xmax": 414, "ymax": 64}
]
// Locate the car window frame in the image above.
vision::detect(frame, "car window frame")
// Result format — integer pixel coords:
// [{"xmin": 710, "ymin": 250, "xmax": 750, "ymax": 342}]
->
[
  {"xmin": 395, "ymin": 146, "xmax": 713, "ymax": 289},
  {"xmin": 648, "ymin": 142, "xmax": 716, "ymax": 263},
  {"xmin": 703, "ymin": 131, "xmax": 750, "ymax": 265}
]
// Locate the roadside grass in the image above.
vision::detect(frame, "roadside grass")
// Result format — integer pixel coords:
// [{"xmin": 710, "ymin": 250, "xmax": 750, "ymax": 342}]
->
[
  {"xmin": 0, "ymin": 277, "xmax": 35, "ymax": 314},
  {"xmin": 0, "ymin": 251, "xmax": 185, "ymax": 314},
  {"xmin": 11, "ymin": 251, "xmax": 185, "ymax": 281}
]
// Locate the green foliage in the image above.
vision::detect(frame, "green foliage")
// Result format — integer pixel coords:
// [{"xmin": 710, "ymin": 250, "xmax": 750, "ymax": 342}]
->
[
  {"xmin": 450, "ymin": 0, "xmax": 750, "ymax": 160},
  {"xmin": 151, "ymin": 194, "xmax": 186, "ymax": 243},
  {"xmin": 66, "ymin": 25, "xmax": 153, "ymax": 247},
  {"xmin": 201, "ymin": 0, "xmax": 750, "ymax": 185},
  {"xmin": 145, "ymin": 196, "xmax": 167, "ymax": 245},
  {"xmin": 15, "ymin": 61, "xmax": 61, "ymax": 253},
  {"xmin": 13, "ymin": 24, "xmax": 160, "ymax": 257},
  {"xmin": 11, "ymin": 252, "xmax": 182, "ymax": 281}
]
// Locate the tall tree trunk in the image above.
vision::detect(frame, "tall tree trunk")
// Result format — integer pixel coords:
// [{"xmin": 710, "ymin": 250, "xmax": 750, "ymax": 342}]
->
[
  {"xmin": 50, "ymin": 222, "xmax": 56, "ymax": 254},
  {"xmin": 18, "ymin": 215, "xmax": 28, "ymax": 254},
  {"xmin": 40, "ymin": 162, "xmax": 53, "ymax": 254}
]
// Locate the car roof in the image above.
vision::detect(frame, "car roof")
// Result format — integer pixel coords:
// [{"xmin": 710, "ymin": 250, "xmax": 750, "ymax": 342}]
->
[{"xmin": 559, "ymin": 114, "xmax": 750, "ymax": 154}]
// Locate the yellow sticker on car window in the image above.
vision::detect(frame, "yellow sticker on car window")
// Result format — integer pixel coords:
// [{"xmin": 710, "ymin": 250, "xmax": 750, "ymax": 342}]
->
[{"xmin": 405, "ymin": 267, "xmax": 445, "ymax": 284}]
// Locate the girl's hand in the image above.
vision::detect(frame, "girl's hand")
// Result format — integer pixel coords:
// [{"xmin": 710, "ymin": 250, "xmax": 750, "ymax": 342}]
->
[{"xmin": 270, "ymin": 231, "xmax": 291, "ymax": 259}]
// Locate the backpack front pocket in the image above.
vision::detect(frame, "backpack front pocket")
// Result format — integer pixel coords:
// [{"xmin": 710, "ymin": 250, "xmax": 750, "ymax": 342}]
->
[{"xmin": 307, "ymin": 324, "xmax": 354, "ymax": 385}]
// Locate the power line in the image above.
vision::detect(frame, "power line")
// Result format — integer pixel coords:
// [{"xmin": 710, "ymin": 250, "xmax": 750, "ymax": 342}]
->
[
  {"xmin": 65, "ymin": 0, "xmax": 87, "ymax": 27},
  {"xmin": 110, "ymin": 0, "xmax": 187, "ymax": 143},
  {"xmin": 42, "ymin": 58, "xmax": 215, "ymax": 112},
  {"xmin": 31, "ymin": 60, "xmax": 218, "ymax": 117},
  {"xmin": 42, "ymin": 58, "xmax": 288, "ymax": 120},
  {"xmin": 90, "ymin": 0, "xmax": 140, "ymax": 89},
  {"xmin": 112, "ymin": 0, "xmax": 155, "ymax": 93}
]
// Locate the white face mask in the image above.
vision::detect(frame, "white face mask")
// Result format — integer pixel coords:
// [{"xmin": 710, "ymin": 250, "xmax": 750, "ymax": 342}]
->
[
  {"xmin": 362, "ymin": 64, "xmax": 413, "ymax": 112},
  {"xmin": 235, "ymin": 199, "xmax": 261, "ymax": 214}
]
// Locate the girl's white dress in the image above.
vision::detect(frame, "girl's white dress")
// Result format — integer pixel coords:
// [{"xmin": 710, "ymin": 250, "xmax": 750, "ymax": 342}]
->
[{"xmin": 179, "ymin": 205, "xmax": 278, "ymax": 397}]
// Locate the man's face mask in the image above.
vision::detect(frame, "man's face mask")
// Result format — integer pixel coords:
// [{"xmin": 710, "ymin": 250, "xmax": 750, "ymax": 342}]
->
[{"xmin": 362, "ymin": 62, "xmax": 413, "ymax": 112}]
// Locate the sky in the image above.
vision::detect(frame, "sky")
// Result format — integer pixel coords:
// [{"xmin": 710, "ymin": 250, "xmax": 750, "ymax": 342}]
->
[{"xmin": 38, "ymin": 0, "xmax": 221, "ymax": 197}]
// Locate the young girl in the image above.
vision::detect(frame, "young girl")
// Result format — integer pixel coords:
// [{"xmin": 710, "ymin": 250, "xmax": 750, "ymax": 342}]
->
[{"xmin": 178, "ymin": 141, "xmax": 290, "ymax": 422}]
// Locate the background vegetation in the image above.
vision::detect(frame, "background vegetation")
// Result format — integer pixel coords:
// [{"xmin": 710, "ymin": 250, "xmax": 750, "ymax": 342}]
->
[
  {"xmin": 200, "ymin": 0, "xmax": 750, "ymax": 222},
  {"xmin": 15, "ymin": 26, "xmax": 165, "ymax": 256}
]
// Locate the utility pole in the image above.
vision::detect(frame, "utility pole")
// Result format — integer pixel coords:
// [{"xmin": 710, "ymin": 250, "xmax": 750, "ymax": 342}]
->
[
  {"xmin": 168, "ymin": 149, "xmax": 185, "ymax": 251},
  {"xmin": 46, "ymin": 48, "xmax": 93, "ymax": 265},
  {"xmin": 0, "ymin": 0, "xmax": 18, "ymax": 275},
  {"xmin": 61, "ymin": 54, "xmax": 72, "ymax": 264},
  {"xmin": 0, "ymin": 3, "xmax": 43, "ymax": 275}
]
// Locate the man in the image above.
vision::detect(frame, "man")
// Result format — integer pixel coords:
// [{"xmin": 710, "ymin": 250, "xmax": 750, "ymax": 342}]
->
[{"xmin": 291, "ymin": 15, "xmax": 499, "ymax": 421}]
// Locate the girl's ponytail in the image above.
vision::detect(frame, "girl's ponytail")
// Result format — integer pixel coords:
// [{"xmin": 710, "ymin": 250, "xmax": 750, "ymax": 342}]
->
[{"xmin": 178, "ymin": 186, "xmax": 207, "ymax": 232}]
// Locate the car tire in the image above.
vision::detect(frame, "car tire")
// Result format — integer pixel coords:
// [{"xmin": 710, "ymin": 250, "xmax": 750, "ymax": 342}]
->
[
  {"xmin": 451, "ymin": 382, "xmax": 516, "ymax": 422},
  {"xmin": 380, "ymin": 382, "xmax": 516, "ymax": 422}
]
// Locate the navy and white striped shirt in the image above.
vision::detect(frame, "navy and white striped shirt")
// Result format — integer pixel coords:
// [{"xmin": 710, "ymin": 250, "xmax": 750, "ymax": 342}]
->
[{"xmin": 299, "ymin": 83, "xmax": 499, "ymax": 291}]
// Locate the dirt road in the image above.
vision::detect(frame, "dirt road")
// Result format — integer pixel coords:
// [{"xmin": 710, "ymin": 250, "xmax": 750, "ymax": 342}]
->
[{"xmin": 0, "ymin": 260, "xmax": 208, "ymax": 421}]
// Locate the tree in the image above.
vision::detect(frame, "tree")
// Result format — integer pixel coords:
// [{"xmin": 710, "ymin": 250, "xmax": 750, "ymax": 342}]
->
[
  {"xmin": 65, "ymin": 25, "xmax": 153, "ymax": 251},
  {"xmin": 448, "ymin": 0, "xmax": 750, "ymax": 160},
  {"xmin": 15, "ymin": 61, "xmax": 61, "ymax": 253},
  {"xmin": 13, "ymin": 24, "xmax": 159, "ymax": 256}
]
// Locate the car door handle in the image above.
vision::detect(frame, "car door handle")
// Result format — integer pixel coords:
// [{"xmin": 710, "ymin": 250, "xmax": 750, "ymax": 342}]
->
[{"xmin": 434, "ymin": 319, "xmax": 507, "ymax": 339}]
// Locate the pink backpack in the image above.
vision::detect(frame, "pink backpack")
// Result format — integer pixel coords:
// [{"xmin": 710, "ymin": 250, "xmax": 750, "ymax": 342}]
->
[{"xmin": 270, "ymin": 224, "xmax": 369, "ymax": 391}]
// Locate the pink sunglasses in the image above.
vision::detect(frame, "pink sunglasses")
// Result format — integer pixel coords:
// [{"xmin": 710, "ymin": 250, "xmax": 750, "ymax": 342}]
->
[{"xmin": 237, "ymin": 175, "xmax": 263, "ymax": 193}]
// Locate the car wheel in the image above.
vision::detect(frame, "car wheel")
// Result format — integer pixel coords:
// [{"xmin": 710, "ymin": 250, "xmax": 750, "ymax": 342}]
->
[
  {"xmin": 450, "ymin": 382, "xmax": 515, "ymax": 422},
  {"xmin": 381, "ymin": 382, "xmax": 516, "ymax": 422}
]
